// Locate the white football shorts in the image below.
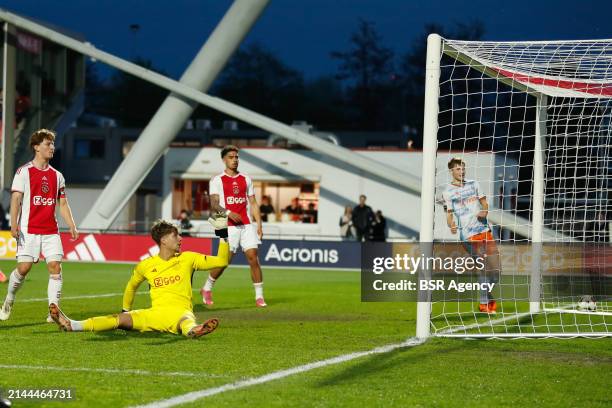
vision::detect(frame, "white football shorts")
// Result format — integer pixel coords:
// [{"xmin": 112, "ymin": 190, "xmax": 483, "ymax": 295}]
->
[
  {"xmin": 17, "ymin": 231, "xmax": 64, "ymax": 263},
  {"xmin": 227, "ymin": 224, "xmax": 261, "ymax": 253}
]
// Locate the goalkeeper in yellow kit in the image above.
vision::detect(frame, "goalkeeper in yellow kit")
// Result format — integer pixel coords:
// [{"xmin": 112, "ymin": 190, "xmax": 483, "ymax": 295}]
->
[{"xmin": 49, "ymin": 218, "xmax": 229, "ymax": 338}]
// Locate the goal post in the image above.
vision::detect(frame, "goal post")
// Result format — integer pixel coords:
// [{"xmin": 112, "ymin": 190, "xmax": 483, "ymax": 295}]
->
[{"xmin": 418, "ymin": 34, "xmax": 612, "ymax": 339}]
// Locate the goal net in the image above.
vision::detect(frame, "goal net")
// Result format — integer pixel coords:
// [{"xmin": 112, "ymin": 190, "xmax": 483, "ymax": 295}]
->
[{"xmin": 418, "ymin": 35, "xmax": 611, "ymax": 338}]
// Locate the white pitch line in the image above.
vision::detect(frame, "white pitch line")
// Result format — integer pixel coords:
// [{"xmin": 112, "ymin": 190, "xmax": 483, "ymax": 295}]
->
[
  {"xmin": 18, "ymin": 288, "xmax": 210, "ymax": 303},
  {"xmin": 130, "ymin": 337, "xmax": 425, "ymax": 408},
  {"xmin": 0, "ymin": 364, "xmax": 228, "ymax": 378},
  {"xmin": 130, "ymin": 309, "xmax": 544, "ymax": 407},
  {"xmin": 18, "ymin": 292, "xmax": 148, "ymax": 303}
]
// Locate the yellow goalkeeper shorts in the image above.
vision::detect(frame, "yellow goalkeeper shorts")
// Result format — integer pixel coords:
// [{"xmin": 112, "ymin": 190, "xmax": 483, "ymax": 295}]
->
[{"xmin": 129, "ymin": 307, "xmax": 195, "ymax": 334}]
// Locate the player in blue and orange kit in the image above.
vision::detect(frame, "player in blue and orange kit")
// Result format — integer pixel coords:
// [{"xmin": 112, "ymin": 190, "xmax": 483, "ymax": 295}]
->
[
  {"xmin": 49, "ymin": 219, "xmax": 229, "ymax": 338},
  {"xmin": 442, "ymin": 157, "xmax": 501, "ymax": 314}
]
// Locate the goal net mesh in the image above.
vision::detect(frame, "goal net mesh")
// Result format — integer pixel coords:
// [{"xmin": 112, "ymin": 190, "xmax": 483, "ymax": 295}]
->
[{"xmin": 430, "ymin": 38, "xmax": 611, "ymax": 337}]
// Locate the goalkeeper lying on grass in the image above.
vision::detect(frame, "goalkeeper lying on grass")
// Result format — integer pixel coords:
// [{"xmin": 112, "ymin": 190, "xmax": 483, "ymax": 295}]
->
[{"xmin": 49, "ymin": 217, "xmax": 230, "ymax": 339}]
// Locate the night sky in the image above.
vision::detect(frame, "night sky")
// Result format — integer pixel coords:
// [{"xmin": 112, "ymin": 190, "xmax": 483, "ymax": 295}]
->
[{"xmin": 2, "ymin": 0, "xmax": 611, "ymax": 80}]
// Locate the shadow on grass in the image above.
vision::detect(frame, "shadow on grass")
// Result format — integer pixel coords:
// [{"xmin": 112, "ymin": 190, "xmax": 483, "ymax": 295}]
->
[
  {"xmin": 316, "ymin": 342, "xmax": 465, "ymax": 388},
  {"xmin": 192, "ymin": 296, "xmax": 296, "ymax": 313},
  {"xmin": 193, "ymin": 304, "xmax": 248, "ymax": 313},
  {"xmin": 83, "ymin": 330, "xmax": 185, "ymax": 345},
  {"xmin": 1, "ymin": 321, "xmax": 46, "ymax": 330}
]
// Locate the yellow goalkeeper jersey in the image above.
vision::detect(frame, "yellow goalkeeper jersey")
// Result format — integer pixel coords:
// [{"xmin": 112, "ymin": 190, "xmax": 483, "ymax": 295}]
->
[{"xmin": 122, "ymin": 241, "xmax": 229, "ymax": 311}]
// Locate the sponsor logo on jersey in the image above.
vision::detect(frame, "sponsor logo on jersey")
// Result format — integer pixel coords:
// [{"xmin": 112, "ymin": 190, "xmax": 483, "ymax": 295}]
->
[
  {"xmin": 153, "ymin": 275, "xmax": 181, "ymax": 287},
  {"xmin": 226, "ymin": 196, "xmax": 246, "ymax": 205},
  {"xmin": 32, "ymin": 196, "xmax": 55, "ymax": 206}
]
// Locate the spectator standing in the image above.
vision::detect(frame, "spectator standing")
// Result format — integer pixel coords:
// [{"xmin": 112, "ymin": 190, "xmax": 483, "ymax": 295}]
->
[
  {"xmin": 285, "ymin": 197, "xmax": 303, "ymax": 222},
  {"xmin": 178, "ymin": 209, "xmax": 193, "ymax": 237},
  {"xmin": 352, "ymin": 195, "xmax": 374, "ymax": 242},
  {"xmin": 303, "ymin": 202, "xmax": 318, "ymax": 223},
  {"xmin": 259, "ymin": 195, "xmax": 275, "ymax": 222},
  {"xmin": 340, "ymin": 206, "xmax": 355, "ymax": 240},
  {"xmin": 370, "ymin": 210, "xmax": 387, "ymax": 242}
]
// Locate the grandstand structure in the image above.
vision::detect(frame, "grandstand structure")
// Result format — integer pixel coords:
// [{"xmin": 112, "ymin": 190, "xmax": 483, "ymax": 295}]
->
[
  {"xmin": 0, "ymin": 18, "xmax": 85, "ymax": 192},
  {"xmin": 1, "ymin": 2, "xmax": 552, "ymax": 244}
]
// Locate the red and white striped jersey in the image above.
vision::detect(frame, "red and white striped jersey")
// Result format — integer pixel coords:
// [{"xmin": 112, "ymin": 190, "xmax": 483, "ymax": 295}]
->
[
  {"xmin": 11, "ymin": 162, "xmax": 66, "ymax": 234},
  {"xmin": 209, "ymin": 172, "xmax": 255, "ymax": 226}
]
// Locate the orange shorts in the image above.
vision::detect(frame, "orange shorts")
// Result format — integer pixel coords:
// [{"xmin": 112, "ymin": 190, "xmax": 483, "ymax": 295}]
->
[{"xmin": 465, "ymin": 231, "xmax": 498, "ymax": 257}]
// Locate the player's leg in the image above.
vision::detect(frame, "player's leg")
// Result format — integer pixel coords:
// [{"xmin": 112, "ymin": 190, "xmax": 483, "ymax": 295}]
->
[
  {"xmin": 245, "ymin": 248, "xmax": 266, "ymax": 307},
  {"xmin": 201, "ymin": 226, "xmax": 239, "ymax": 305},
  {"xmin": 49, "ymin": 303, "xmax": 133, "ymax": 332},
  {"xmin": 0, "ymin": 231, "xmax": 39, "ymax": 320},
  {"xmin": 42, "ymin": 234, "xmax": 65, "ymax": 322},
  {"xmin": 0, "ymin": 261, "xmax": 33, "ymax": 320},
  {"xmin": 466, "ymin": 234, "xmax": 491, "ymax": 313},
  {"xmin": 46, "ymin": 260, "xmax": 62, "ymax": 314},
  {"xmin": 243, "ymin": 224, "xmax": 265, "ymax": 307},
  {"xmin": 471, "ymin": 232, "xmax": 499, "ymax": 313},
  {"xmin": 177, "ymin": 311, "xmax": 219, "ymax": 338},
  {"xmin": 483, "ymin": 233, "xmax": 501, "ymax": 313}
]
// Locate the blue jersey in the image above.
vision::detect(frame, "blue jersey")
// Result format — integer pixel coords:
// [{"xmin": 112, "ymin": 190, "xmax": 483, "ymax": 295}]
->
[{"xmin": 441, "ymin": 180, "xmax": 489, "ymax": 240}]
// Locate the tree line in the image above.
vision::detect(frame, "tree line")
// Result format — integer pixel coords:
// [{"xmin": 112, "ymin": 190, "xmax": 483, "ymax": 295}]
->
[{"xmin": 85, "ymin": 20, "xmax": 485, "ymax": 146}]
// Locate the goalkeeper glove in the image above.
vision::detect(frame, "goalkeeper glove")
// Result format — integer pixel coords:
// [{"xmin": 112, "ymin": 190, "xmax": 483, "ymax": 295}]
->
[{"xmin": 208, "ymin": 213, "xmax": 228, "ymax": 239}]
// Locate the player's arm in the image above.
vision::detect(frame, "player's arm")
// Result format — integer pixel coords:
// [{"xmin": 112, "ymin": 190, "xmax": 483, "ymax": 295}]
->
[
  {"xmin": 122, "ymin": 266, "xmax": 146, "ymax": 312},
  {"xmin": 477, "ymin": 197, "xmax": 488, "ymax": 219},
  {"xmin": 210, "ymin": 193, "xmax": 242, "ymax": 224},
  {"xmin": 249, "ymin": 195, "xmax": 263, "ymax": 239},
  {"xmin": 9, "ymin": 191, "xmax": 23, "ymax": 239},
  {"xmin": 446, "ymin": 209, "xmax": 458, "ymax": 234},
  {"xmin": 442, "ymin": 192, "xmax": 457, "ymax": 234},
  {"xmin": 191, "ymin": 240, "xmax": 230, "ymax": 271},
  {"xmin": 59, "ymin": 197, "xmax": 79, "ymax": 240}
]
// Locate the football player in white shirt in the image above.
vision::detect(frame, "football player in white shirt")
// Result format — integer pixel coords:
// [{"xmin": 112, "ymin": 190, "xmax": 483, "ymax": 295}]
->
[
  {"xmin": 442, "ymin": 157, "xmax": 500, "ymax": 314},
  {"xmin": 200, "ymin": 145, "xmax": 266, "ymax": 307},
  {"xmin": 0, "ymin": 129, "xmax": 78, "ymax": 322}
]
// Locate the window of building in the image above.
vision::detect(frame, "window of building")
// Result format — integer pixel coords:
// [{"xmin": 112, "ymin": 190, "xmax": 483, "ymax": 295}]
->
[
  {"xmin": 211, "ymin": 138, "xmax": 268, "ymax": 148},
  {"xmin": 74, "ymin": 138, "xmax": 105, "ymax": 159},
  {"xmin": 172, "ymin": 179, "xmax": 210, "ymax": 220},
  {"xmin": 171, "ymin": 178, "xmax": 319, "ymax": 223}
]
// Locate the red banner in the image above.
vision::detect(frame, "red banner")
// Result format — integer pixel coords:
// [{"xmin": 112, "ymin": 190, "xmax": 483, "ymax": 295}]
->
[{"xmin": 60, "ymin": 233, "xmax": 212, "ymax": 263}]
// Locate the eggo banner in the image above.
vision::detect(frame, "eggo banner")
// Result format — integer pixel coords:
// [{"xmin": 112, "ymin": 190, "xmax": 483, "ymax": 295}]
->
[
  {"xmin": 0, "ymin": 232, "xmax": 212, "ymax": 263},
  {"xmin": 0, "ymin": 231, "xmax": 18, "ymax": 258}
]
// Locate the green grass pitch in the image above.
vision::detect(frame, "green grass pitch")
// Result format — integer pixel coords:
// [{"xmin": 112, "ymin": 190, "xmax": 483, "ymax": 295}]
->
[{"xmin": 0, "ymin": 260, "xmax": 610, "ymax": 407}]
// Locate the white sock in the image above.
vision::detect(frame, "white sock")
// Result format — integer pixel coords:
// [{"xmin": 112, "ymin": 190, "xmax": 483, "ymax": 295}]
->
[
  {"xmin": 48, "ymin": 273, "xmax": 63, "ymax": 306},
  {"xmin": 203, "ymin": 276, "xmax": 216, "ymax": 292},
  {"xmin": 70, "ymin": 319, "xmax": 84, "ymax": 331},
  {"xmin": 6, "ymin": 269, "xmax": 25, "ymax": 303},
  {"xmin": 253, "ymin": 282, "xmax": 264, "ymax": 299}
]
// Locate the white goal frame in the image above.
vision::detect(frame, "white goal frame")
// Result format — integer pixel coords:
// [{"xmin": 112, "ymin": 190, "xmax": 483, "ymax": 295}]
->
[{"xmin": 417, "ymin": 34, "xmax": 612, "ymax": 339}]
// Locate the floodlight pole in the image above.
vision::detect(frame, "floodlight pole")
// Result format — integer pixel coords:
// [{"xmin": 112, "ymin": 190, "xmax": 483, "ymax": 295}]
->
[{"xmin": 80, "ymin": 0, "xmax": 269, "ymax": 229}]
